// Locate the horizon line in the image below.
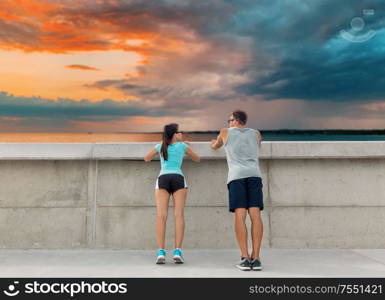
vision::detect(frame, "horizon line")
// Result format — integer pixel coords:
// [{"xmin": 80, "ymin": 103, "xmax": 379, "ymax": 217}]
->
[{"xmin": 1, "ymin": 129, "xmax": 385, "ymax": 134}]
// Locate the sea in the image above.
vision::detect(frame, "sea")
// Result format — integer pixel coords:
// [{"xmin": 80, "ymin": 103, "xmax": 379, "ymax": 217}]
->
[{"xmin": 0, "ymin": 130, "xmax": 385, "ymax": 142}]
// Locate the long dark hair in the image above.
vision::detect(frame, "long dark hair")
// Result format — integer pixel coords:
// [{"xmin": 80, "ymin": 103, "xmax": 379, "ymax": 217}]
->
[{"xmin": 160, "ymin": 123, "xmax": 178, "ymax": 161}]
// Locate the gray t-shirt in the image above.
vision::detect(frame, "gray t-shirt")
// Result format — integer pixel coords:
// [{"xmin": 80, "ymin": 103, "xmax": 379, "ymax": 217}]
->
[{"xmin": 224, "ymin": 127, "xmax": 262, "ymax": 184}]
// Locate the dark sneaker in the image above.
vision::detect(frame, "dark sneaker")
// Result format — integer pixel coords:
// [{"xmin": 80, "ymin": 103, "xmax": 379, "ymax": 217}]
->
[
  {"xmin": 236, "ymin": 257, "xmax": 251, "ymax": 271},
  {"xmin": 251, "ymin": 258, "xmax": 262, "ymax": 271}
]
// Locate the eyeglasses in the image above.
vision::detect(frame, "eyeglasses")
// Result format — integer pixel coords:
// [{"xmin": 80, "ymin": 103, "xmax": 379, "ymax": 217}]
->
[
  {"xmin": 227, "ymin": 119, "xmax": 235, "ymax": 124},
  {"xmin": 176, "ymin": 131, "xmax": 183, "ymax": 134}
]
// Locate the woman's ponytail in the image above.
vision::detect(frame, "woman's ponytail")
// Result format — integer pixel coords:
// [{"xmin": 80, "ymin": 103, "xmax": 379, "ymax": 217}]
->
[{"xmin": 160, "ymin": 123, "xmax": 178, "ymax": 161}]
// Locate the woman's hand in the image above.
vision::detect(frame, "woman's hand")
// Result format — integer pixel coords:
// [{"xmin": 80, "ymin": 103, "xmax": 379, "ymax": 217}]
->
[
  {"xmin": 144, "ymin": 148, "xmax": 157, "ymax": 162},
  {"xmin": 186, "ymin": 146, "xmax": 200, "ymax": 162}
]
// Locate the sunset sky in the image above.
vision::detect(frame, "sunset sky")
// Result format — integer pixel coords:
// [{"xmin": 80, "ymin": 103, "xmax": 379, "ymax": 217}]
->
[{"xmin": 0, "ymin": 0, "xmax": 384, "ymax": 132}]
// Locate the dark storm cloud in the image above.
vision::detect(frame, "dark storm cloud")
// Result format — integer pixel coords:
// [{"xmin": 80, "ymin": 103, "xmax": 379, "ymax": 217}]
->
[
  {"xmin": 85, "ymin": 80, "xmax": 160, "ymax": 95},
  {"xmin": 228, "ymin": 0, "xmax": 385, "ymax": 102},
  {"xmin": 0, "ymin": 91, "xmax": 165, "ymax": 121},
  {"xmin": 61, "ymin": 0, "xmax": 234, "ymax": 36},
  {"xmin": 74, "ymin": 0, "xmax": 385, "ymax": 103},
  {"xmin": 2, "ymin": 0, "xmax": 384, "ymax": 126}
]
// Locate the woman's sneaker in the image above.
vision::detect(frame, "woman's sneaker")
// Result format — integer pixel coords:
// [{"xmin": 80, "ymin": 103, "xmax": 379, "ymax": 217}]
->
[
  {"xmin": 156, "ymin": 249, "xmax": 166, "ymax": 264},
  {"xmin": 173, "ymin": 248, "xmax": 184, "ymax": 264},
  {"xmin": 251, "ymin": 258, "xmax": 263, "ymax": 271},
  {"xmin": 236, "ymin": 257, "xmax": 252, "ymax": 271}
]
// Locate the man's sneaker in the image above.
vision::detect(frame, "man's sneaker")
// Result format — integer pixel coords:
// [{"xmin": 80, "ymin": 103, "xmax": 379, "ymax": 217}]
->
[
  {"xmin": 251, "ymin": 258, "xmax": 263, "ymax": 271},
  {"xmin": 173, "ymin": 248, "xmax": 184, "ymax": 264},
  {"xmin": 236, "ymin": 257, "xmax": 251, "ymax": 271},
  {"xmin": 156, "ymin": 249, "xmax": 166, "ymax": 264}
]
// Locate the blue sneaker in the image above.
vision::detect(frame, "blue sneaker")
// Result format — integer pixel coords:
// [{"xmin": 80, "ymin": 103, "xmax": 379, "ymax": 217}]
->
[
  {"xmin": 156, "ymin": 249, "xmax": 166, "ymax": 264},
  {"xmin": 173, "ymin": 248, "xmax": 184, "ymax": 264}
]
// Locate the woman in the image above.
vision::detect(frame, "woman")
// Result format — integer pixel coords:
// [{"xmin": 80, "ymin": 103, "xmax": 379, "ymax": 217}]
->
[{"xmin": 144, "ymin": 123, "xmax": 200, "ymax": 264}]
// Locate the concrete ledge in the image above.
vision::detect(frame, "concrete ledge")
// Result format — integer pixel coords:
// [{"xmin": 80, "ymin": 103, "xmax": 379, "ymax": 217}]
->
[
  {"xmin": 1, "ymin": 141, "xmax": 385, "ymax": 160},
  {"xmin": 0, "ymin": 141, "xmax": 384, "ymax": 249},
  {"xmin": 271, "ymin": 141, "xmax": 385, "ymax": 159},
  {"xmin": 270, "ymin": 207, "xmax": 385, "ymax": 248},
  {"xmin": 0, "ymin": 160, "xmax": 89, "ymax": 208},
  {"xmin": 96, "ymin": 160, "xmax": 270, "ymax": 207},
  {"xmin": 269, "ymin": 159, "xmax": 385, "ymax": 206},
  {"xmin": 0, "ymin": 143, "xmax": 93, "ymax": 159},
  {"xmin": 95, "ymin": 207, "xmax": 270, "ymax": 249},
  {"xmin": 0, "ymin": 208, "xmax": 86, "ymax": 248}
]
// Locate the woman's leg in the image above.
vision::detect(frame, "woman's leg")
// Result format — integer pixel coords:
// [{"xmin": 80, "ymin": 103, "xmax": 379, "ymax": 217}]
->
[
  {"xmin": 172, "ymin": 188, "xmax": 187, "ymax": 249},
  {"xmin": 155, "ymin": 189, "xmax": 170, "ymax": 249}
]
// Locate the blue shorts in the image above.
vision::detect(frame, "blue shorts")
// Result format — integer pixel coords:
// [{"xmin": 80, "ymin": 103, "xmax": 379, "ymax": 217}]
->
[{"xmin": 227, "ymin": 177, "xmax": 263, "ymax": 213}]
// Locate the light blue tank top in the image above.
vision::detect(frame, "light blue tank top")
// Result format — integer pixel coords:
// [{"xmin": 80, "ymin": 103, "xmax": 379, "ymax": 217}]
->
[
  {"xmin": 155, "ymin": 142, "xmax": 187, "ymax": 177},
  {"xmin": 224, "ymin": 127, "xmax": 262, "ymax": 184}
]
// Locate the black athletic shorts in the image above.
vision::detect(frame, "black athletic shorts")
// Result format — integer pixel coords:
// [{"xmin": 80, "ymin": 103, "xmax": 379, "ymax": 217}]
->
[
  {"xmin": 227, "ymin": 176, "xmax": 263, "ymax": 213},
  {"xmin": 155, "ymin": 174, "xmax": 187, "ymax": 194}
]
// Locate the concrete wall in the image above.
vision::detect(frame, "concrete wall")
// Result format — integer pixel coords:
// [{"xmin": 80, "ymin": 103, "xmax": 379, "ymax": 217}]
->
[{"xmin": 0, "ymin": 142, "xmax": 384, "ymax": 249}]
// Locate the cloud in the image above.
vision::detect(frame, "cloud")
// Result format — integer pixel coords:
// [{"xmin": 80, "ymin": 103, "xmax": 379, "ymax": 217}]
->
[
  {"xmin": 0, "ymin": 91, "xmax": 160, "ymax": 121},
  {"xmin": 1, "ymin": 0, "xmax": 385, "ymax": 131},
  {"xmin": 85, "ymin": 79, "xmax": 162, "ymax": 97},
  {"xmin": 51, "ymin": 0, "xmax": 385, "ymax": 104},
  {"xmin": 65, "ymin": 64, "xmax": 100, "ymax": 71},
  {"xmin": 0, "ymin": 18, "xmax": 41, "ymax": 50},
  {"xmin": 230, "ymin": 0, "xmax": 385, "ymax": 102},
  {"xmin": 0, "ymin": 0, "xmax": 232, "ymax": 54},
  {"xmin": 1, "ymin": 0, "xmax": 384, "ymax": 104}
]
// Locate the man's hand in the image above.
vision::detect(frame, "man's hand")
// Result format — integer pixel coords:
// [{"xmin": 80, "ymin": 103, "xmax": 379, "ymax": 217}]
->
[
  {"xmin": 211, "ymin": 129, "xmax": 226, "ymax": 150},
  {"xmin": 211, "ymin": 137, "xmax": 223, "ymax": 150}
]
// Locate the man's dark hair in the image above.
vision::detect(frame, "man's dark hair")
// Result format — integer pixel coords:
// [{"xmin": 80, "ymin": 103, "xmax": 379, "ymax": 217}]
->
[{"xmin": 232, "ymin": 110, "xmax": 247, "ymax": 125}]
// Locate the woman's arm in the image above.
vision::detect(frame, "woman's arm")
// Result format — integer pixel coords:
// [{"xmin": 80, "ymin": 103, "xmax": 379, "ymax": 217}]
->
[
  {"xmin": 186, "ymin": 146, "xmax": 200, "ymax": 162},
  {"xmin": 144, "ymin": 148, "xmax": 158, "ymax": 162}
]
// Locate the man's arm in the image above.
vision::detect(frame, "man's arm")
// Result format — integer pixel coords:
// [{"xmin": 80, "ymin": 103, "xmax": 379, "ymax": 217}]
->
[
  {"xmin": 256, "ymin": 130, "xmax": 262, "ymax": 147},
  {"xmin": 210, "ymin": 128, "xmax": 227, "ymax": 150}
]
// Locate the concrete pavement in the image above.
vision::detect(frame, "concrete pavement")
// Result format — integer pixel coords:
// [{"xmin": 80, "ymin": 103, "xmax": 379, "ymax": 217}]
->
[{"xmin": 0, "ymin": 249, "xmax": 384, "ymax": 277}]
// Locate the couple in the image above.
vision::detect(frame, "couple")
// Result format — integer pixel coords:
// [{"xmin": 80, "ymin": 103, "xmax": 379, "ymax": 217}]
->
[{"xmin": 144, "ymin": 110, "xmax": 264, "ymax": 271}]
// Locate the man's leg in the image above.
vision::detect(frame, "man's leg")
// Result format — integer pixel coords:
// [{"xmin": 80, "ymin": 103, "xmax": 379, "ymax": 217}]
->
[
  {"xmin": 234, "ymin": 208, "xmax": 249, "ymax": 258},
  {"xmin": 248, "ymin": 207, "xmax": 263, "ymax": 259}
]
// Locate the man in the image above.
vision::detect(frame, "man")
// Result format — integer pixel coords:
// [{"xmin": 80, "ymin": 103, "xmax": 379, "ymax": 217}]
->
[{"xmin": 210, "ymin": 110, "xmax": 263, "ymax": 271}]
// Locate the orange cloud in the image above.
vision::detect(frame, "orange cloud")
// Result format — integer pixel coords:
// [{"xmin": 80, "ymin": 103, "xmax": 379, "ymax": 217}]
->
[
  {"xmin": 0, "ymin": 10, "xmax": 22, "ymax": 22},
  {"xmin": 65, "ymin": 64, "xmax": 100, "ymax": 71},
  {"xmin": 0, "ymin": 0, "xmax": 59, "ymax": 17},
  {"xmin": 0, "ymin": 0, "xmax": 191, "ymax": 61}
]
